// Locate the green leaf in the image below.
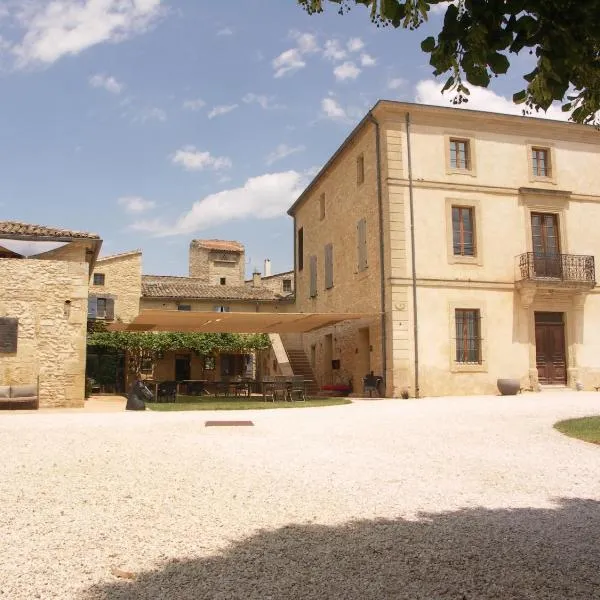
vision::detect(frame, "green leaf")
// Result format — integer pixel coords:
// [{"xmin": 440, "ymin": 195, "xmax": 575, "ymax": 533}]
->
[
  {"xmin": 489, "ymin": 52, "xmax": 509, "ymax": 75},
  {"xmin": 513, "ymin": 90, "xmax": 527, "ymax": 104},
  {"xmin": 421, "ymin": 36, "xmax": 435, "ymax": 52}
]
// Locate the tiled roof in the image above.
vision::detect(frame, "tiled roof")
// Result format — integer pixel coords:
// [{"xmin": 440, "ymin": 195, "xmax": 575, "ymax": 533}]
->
[
  {"xmin": 0, "ymin": 221, "xmax": 100, "ymax": 240},
  {"xmin": 142, "ymin": 275, "xmax": 278, "ymax": 301},
  {"xmin": 96, "ymin": 249, "xmax": 142, "ymax": 262},
  {"xmin": 191, "ymin": 239, "xmax": 244, "ymax": 252},
  {"xmin": 245, "ymin": 270, "xmax": 294, "ymax": 283}
]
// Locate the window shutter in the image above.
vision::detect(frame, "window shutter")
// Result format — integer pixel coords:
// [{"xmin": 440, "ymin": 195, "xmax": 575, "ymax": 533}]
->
[
  {"xmin": 325, "ymin": 243, "xmax": 333, "ymax": 289},
  {"xmin": 357, "ymin": 218, "xmax": 367, "ymax": 272},
  {"xmin": 87, "ymin": 296, "xmax": 97, "ymax": 319},
  {"xmin": 105, "ymin": 298, "xmax": 115, "ymax": 321},
  {"xmin": 309, "ymin": 255, "xmax": 317, "ymax": 298}
]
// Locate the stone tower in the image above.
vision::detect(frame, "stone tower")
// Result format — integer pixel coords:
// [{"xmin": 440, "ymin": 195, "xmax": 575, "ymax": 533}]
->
[{"xmin": 188, "ymin": 239, "xmax": 245, "ymax": 286}]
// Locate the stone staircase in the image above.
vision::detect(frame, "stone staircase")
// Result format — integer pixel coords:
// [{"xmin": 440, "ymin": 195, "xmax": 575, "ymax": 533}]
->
[{"xmin": 279, "ymin": 334, "xmax": 319, "ymax": 397}]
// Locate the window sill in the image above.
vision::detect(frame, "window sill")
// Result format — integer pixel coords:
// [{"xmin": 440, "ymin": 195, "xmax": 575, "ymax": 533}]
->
[
  {"xmin": 449, "ymin": 254, "xmax": 482, "ymax": 266},
  {"xmin": 451, "ymin": 361, "xmax": 487, "ymax": 373},
  {"xmin": 446, "ymin": 168, "xmax": 476, "ymax": 178},
  {"xmin": 529, "ymin": 175, "xmax": 557, "ymax": 185}
]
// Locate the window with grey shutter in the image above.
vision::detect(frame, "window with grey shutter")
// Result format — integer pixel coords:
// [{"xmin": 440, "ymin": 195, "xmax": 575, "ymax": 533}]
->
[
  {"xmin": 309, "ymin": 255, "xmax": 317, "ymax": 298},
  {"xmin": 325, "ymin": 243, "xmax": 334, "ymax": 289},
  {"xmin": 88, "ymin": 296, "xmax": 98, "ymax": 319},
  {"xmin": 105, "ymin": 298, "xmax": 115, "ymax": 321},
  {"xmin": 357, "ymin": 218, "xmax": 368, "ymax": 272}
]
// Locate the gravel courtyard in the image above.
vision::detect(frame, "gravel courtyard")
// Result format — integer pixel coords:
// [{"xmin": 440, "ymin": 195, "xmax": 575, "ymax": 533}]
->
[{"xmin": 1, "ymin": 393, "xmax": 600, "ymax": 599}]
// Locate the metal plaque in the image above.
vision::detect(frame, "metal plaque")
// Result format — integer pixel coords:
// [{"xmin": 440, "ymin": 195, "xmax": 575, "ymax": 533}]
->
[{"xmin": 0, "ymin": 317, "xmax": 18, "ymax": 353}]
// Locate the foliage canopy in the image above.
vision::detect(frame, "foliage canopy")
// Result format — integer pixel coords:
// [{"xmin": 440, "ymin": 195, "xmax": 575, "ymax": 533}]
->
[{"xmin": 298, "ymin": 0, "xmax": 600, "ymax": 124}]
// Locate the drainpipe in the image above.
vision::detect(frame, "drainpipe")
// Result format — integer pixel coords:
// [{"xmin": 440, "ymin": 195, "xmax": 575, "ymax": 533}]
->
[
  {"xmin": 367, "ymin": 112, "xmax": 388, "ymax": 396},
  {"xmin": 405, "ymin": 113, "xmax": 420, "ymax": 399}
]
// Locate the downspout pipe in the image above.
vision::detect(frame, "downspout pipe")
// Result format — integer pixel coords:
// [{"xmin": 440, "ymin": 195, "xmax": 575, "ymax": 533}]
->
[
  {"xmin": 367, "ymin": 112, "xmax": 388, "ymax": 396},
  {"xmin": 405, "ymin": 113, "xmax": 420, "ymax": 398}
]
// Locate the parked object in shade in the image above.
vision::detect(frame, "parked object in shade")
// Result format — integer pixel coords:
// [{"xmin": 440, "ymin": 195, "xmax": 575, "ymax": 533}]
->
[
  {"xmin": 126, "ymin": 379, "xmax": 153, "ymax": 410},
  {"xmin": 497, "ymin": 378, "xmax": 521, "ymax": 396}
]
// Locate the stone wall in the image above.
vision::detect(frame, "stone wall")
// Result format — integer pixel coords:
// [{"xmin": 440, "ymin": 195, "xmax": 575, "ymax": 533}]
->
[
  {"xmin": 92, "ymin": 252, "xmax": 142, "ymax": 323},
  {"xmin": 248, "ymin": 272, "xmax": 294, "ymax": 296},
  {"xmin": 189, "ymin": 242, "xmax": 245, "ymax": 286},
  {"xmin": 0, "ymin": 257, "xmax": 89, "ymax": 407}
]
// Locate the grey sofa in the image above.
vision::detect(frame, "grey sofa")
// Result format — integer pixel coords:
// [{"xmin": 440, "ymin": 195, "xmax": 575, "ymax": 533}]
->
[{"xmin": 0, "ymin": 384, "xmax": 39, "ymax": 410}]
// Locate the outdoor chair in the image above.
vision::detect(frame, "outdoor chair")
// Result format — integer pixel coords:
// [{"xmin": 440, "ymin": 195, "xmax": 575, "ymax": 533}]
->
[
  {"xmin": 274, "ymin": 376, "xmax": 290, "ymax": 402},
  {"xmin": 262, "ymin": 377, "xmax": 276, "ymax": 402},
  {"xmin": 288, "ymin": 375, "xmax": 307, "ymax": 402},
  {"xmin": 363, "ymin": 373, "xmax": 382, "ymax": 398},
  {"xmin": 157, "ymin": 381, "xmax": 177, "ymax": 403},
  {"xmin": 215, "ymin": 377, "xmax": 232, "ymax": 397}
]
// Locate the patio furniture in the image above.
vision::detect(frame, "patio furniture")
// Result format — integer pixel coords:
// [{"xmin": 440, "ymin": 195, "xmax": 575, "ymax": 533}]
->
[
  {"xmin": 0, "ymin": 382, "xmax": 39, "ymax": 410},
  {"xmin": 363, "ymin": 372, "xmax": 382, "ymax": 398},
  {"xmin": 180, "ymin": 380, "xmax": 208, "ymax": 395},
  {"xmin": 157, "ymin": 381, "xmax": 177, "ymax": 403},
  {"xmin": 262, "ymin": 377, "xmax": 276, "ymax": 402},
  {"xmin": 233, "ymin": 378, "xmax": 252, "ymax": 398},
  {"xmin": 288, "ymin": 376, "xmax": 307, "ymax": 402},
  {"xmin": 215, "ymin": 377, "xmax": 233, "ymax": 397},
  {"xmin": 274, "ymin": 376, "xmax": 290, "ymax": 402}
]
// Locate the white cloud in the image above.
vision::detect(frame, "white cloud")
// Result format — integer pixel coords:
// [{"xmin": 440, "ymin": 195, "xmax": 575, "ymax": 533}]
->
[
  {"xmin": 118, "ymin": 196, "xmax": 156, "ymax": 214},
  {"xmin": 347, "ymin": 37, "xmax": 364, "ymax": 53},
  {"xmin": 388, "ymin": 77, "xmax": 406, "ymax": 90},
  {"xmin": 12, "ymin": 0, "xmax": 164, "ymax": 68},
  {"xmin": 266, "ymin": 144, "xmax": 305, "ymax": 165},
  {"xmin": 334, "ymin": 61, "xmax": 361, "ymax": 81},
  {"xmin": 290, "ymin": 30, "xmax": 319, "ymax": 54},
  {"xmin": 415, "ymin": 80, "xmax": 569, "ymax": 121},
  {"xmin": 242, "ymin": 93, "xmax": 283, "ymax": 110},
  {"xmin": 89, "ymin": 73, "xmax": 123, "ymax": 94},
  {"xmin": 216, "ymin": 27, "xmax": 233, "ymax": 36},
  {"xmin": 272, "ymin": 48, "xmax": 305, "ymax": 78},
  {"xmin": 182, "ymin": 98, "xmax": 206, "ymax": 111},
  {"xmin": 360, "ymin": 53, "xmax": 376, "ymax": 67},
  {"xmin": 208, "ymin": 104, "xmax": 238, "ymax": 119},
  {"xmin": 429, "ymin": 1, "xmax": 457, "ymax": 15},
  {"xmin": 321, "ymin": 97, "xmax": 347, "ymax": 120},
  {"xmin": 171, "ymin": 146, "xmax": 232, "ymax": 171},
  {"xmin": 132, "ymin": 171, "xmax": 306, "ymax": 236},
  {"xmin": 323, "ymin": 39, "xmax": 346, "ymax": 61},
  {"xmin": 133, "ymin": 107, "xmax": 166, "ymax": 123}
]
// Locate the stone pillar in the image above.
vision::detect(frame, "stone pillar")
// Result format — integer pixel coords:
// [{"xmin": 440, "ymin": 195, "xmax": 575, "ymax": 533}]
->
[
  {"xmin": 518, "ymin": 288, "xmax": 539, "ymax": 391},
  {"xmin": 568, "ymin": 293, "xmax": 586, "ymax": 388}
]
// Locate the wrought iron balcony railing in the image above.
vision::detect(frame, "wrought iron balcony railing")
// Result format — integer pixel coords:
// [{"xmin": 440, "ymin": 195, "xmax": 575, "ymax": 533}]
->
[{"xmin": 517, "ymin": 252, "xmax": 596, "ymax": 285}]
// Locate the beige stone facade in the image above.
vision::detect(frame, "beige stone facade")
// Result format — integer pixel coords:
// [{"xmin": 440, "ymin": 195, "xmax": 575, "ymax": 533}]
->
[
  {"xmin": 289, "ymin": 101, "xmax": 600, "ymax": 397},
  {"xmin": 0, "ymin": 226, "xmax": 101, "ymax": 408},
  {"xmin": 189, "ymin": 239, "xmax": 245, "ymax": 286}
]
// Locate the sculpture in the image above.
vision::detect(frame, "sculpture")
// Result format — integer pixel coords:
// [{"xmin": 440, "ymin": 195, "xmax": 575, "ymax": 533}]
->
[{"xmin": 126, "ymin": 378, "xmax": 153, "ymax": 411}]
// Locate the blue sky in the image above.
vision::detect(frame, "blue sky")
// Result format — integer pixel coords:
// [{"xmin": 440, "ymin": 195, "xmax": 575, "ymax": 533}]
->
[{"xmin": 0, "ymin": 1, "xmax": 564, "ymax": 277}]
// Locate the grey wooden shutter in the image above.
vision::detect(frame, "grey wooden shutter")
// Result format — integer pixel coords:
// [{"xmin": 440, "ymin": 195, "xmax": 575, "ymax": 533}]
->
[
  {"xmin": 309, "ymin": 255, "xmax": 317, "ymax": 298},
  {"xmin": 357, "ymin": 218, "xmax": 367, "ymax": 272},
  {"xmin": 325, "ymin": 243, "xmax": 333, "ymax": 289},
  {"xmin": 105, "ymin": 298, "xmax": 115, "ymax": 321},
  {"xmin": 87, "ymin": 296, "xmax": 97, "ymax": 319}
]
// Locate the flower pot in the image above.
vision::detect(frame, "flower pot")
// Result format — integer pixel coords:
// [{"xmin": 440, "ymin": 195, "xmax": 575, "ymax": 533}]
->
[{"xmin": 497, "ymin": 378, "xmax": 520, "ymax": 396}]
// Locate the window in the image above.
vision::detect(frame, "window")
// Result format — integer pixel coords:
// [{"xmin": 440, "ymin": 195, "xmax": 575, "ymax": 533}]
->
[
  {"xmin": 204, "ymin": 356, "xmax": 216, "ymax": 371},
  {"xmin": 309, "ymin": 255, "xmax": 317, "ymax": 298},
  {"xmin": 357, "ymin": 218, "xmax": 368, "ymax": 272},
  {"xmin": 532, "ymin": 147, "xmax": 551, "ymax": 177},
  {"xmin": 319, "ymin": 194, "xmax": 326, "ymax": 220},
  {"xmin": 214, "ymin": 306, "xmax": 231, "ymax": 313},
  {"xmin": 88, "ymin": 296, "xmax": 114, "ymax": 320},
  {"xmin": 298, "ymin": 227, "xmax": 304, "ymax": 271},
  {"xmin": 449, "ymin": 139, "xmax": 470, "ymax": 170},
  {"xmin": 177, "ymin": 304, "xmax": 191, "ymax": 311},
  {"xmin": 282, "ymin": 279, "xmax": 292, "ymax": 293},
  {"xmin": 93, "ymin": 273, "xmax": 105, "ymax": 286},
  {"xmin": 140, "ymin": 356, "xmax": 153, "ymax": 374},
  {"xmin": 452, "ymin": 206, "xmax": 475, "ymax": 256},
  {"xmin": 455, "ymin": 309, "xmax": 481, "ymax": 364},
  {"xmin": 357, "ymin": 154, "xmax": 365, "ymax": 185},
  {"xmin": 220, "ymin": 277, "xmax": 226, "ymax": 286},
  {"xmin": 324, "ymin": 243, "xmax": 334, "ymax": 289}
]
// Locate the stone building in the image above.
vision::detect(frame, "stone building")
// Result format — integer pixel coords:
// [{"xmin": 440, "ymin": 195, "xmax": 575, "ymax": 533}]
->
[
  {"xmin": 89, "ymin": 240, "xmax": 294, "ymax": 388},
  {"xmin": 0, "ymin": 222, "xmax": 102, "ymax": 407},
  {"xmin": 289, "ymin": 101, "xmax": 600, "ymax": 397}
]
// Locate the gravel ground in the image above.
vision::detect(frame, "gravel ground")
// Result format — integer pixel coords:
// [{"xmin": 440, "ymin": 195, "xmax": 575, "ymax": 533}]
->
[{"xmin": 1, "ymin": 393, "xmax": 600, "ymax": 599}]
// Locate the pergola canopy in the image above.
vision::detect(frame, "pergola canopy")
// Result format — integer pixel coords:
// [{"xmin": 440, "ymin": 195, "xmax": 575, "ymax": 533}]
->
[{"xmin": 110, "ymin": 310, "xmax": 377, "ymax": 334}]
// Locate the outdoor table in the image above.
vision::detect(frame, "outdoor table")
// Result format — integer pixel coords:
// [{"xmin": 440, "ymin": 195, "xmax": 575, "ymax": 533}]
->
[{"xmin": 178, "ymin": 380, "xmax": 209, "ymax": 396}]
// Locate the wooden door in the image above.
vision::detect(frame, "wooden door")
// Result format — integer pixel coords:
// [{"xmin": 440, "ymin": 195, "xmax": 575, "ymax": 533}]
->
[
  {"xmin": 531, "ymin": 213, "xmax": 561, "ymax": 277},
  {"xmin": 535, "ymin": 318, "xmax": 567, "ymax": 385}
]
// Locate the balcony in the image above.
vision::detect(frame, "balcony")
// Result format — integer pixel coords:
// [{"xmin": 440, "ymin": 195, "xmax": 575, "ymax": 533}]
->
[{"xmin": 517, "ymin": 253, "xmax": 596, "ymax": 290}]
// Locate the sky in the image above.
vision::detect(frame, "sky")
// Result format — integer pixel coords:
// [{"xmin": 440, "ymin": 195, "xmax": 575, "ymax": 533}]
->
[{"xmin": 0, "ymin": 0, "xmax": 570, "ymax": 278}]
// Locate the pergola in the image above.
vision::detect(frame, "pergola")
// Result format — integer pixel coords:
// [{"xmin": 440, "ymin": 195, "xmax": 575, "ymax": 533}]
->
[{"xmin": 109, "ymin": 310, "xmax": 375, "ymax": 333}]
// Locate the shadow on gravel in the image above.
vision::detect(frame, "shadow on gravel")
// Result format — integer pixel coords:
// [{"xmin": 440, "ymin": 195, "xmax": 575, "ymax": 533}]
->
[{"xmin": 84, "ymin": 498, "xmax": 600, "ymax": 600}]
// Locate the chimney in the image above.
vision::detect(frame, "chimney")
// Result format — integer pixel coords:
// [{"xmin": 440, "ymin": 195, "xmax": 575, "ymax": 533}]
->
[
  {"xmin": 252, "ymin": 270, "xmax": 261, "ymax": 287},
  {"xmin": 264, "ymin": 259, "xmax": 272, "ymax": 277}
]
